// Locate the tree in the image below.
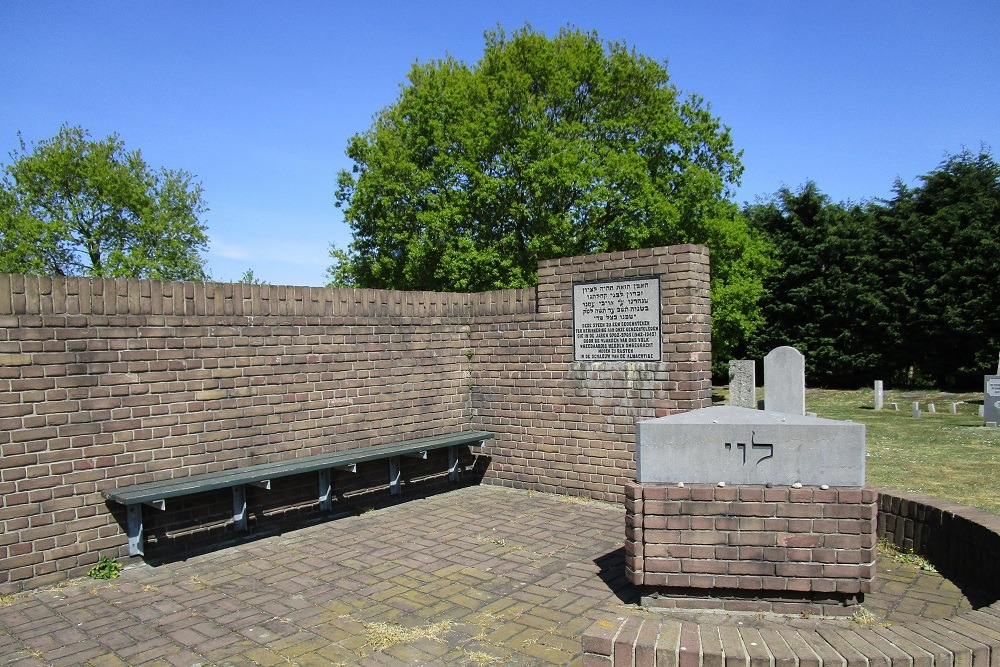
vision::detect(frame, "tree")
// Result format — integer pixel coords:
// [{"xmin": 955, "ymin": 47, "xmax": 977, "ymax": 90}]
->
[
  {"xmin": 0, "ymin": 124, "xmax": 209, "ymax": 280},
  {"xmin": 237, "ymin": 268, "xmax": 267, "ymax": 285},
  {"xmin": 874, "ymin": 149, "xmax": 1000, "ymax": 387},
  {"xmin": 746, "ymin": 183, "xmax": 890, "ymax": 387},
  {"xmin": 331, "ymin": 25, "xmax": 771, "ymax": 368}
]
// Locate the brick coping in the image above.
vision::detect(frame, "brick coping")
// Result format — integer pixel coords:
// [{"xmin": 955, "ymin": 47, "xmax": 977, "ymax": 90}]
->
[{"xmin": 584, "ymin": 488, "xmax": 1000, "ymax": 666}]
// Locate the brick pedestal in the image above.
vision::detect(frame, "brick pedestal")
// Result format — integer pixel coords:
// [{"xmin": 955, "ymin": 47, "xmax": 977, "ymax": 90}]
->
[{"xmin": 625, "ymin": 482, "xmax": 877, "ymax": 615}]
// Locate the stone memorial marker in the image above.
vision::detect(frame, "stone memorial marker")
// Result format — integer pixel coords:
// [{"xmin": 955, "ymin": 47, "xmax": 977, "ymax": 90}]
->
[
  {"xmin": 728, "ymin": 359, "xmax": 756, "ymax": 409},
  {"xmin": 985, "ymin": 375, "xmax": 1000, "ymax": 425},
  {"xmin": 763, "ymin": 345, "xmax": 806, "ymax": 415},
  {"xmin": 573, "ymin": 277, "xmax": 660, "ymax": 362},
  {"xmin": 874, "ymin": 380, "xmax": 884, "ymax": 410},
  {"xmin": 636, "ymin": 405, "xmax": 865, "ymax": 486}
]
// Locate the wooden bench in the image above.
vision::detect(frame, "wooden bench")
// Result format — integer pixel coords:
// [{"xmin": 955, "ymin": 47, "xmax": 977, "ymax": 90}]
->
[{"xmin": 102, "ymin": 430, "xmax": 494, "ymax": 556}]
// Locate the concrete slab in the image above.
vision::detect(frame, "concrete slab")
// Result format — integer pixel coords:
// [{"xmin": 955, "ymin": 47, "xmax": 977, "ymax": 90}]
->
[{"xmin": 636, "ymin": 406, "xmax": 865, "ymax": 486}]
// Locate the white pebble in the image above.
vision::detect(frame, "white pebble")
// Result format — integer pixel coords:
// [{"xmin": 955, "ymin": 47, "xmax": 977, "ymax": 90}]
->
[
  {"xmin": 717, "ymin": 482, "xmax": 726, "ymax": 488},
  {"xmin": 820, "ymin": 484, "xmax": 830, "ymax": 490},
  {"xmin": 791, "ymin": 482, "xmax": 803, "ymax": 489},
  {"xmin": 676, "ymin": 482, "xmax": 685, "ymax": 488}
]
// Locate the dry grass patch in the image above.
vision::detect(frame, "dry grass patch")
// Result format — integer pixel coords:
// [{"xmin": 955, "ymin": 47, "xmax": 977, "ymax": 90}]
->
[
  {"xmin": 363, "ymin": 620, "xmax": 452, "ymax": 652},
  {"xmin": 465, "ymin": 650, "xmax": 506, "ymax": 665},
  {"xmin": 850, "ymin": 606, "xmax": 890, "ymax": 628}
]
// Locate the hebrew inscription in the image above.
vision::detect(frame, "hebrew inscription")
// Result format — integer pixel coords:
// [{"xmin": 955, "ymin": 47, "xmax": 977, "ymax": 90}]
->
[
  {"xmin": 724, "ymin": 431, "xmax": 774, "ymax": 466},
  {"xmin": 573, "ymin": 278, "xmax": 661, "ymax": 362}
]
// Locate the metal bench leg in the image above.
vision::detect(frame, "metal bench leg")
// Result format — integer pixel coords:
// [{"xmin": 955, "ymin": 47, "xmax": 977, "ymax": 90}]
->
[
  {"xmin": 319, "ymin": 469, "xmax": 332, "ymax": 511},
  {"xmin": 389, "ymin": 456, "xmax": 401, "ymax": 495},
  {"xmin": 448, "ymin": 445, "xmax": 459, "ymax": 483},
  {"xmin": 126, "ymin": 504, "xmax": 144, "ymax": 556},
  {"xmin": 233, "ymin": 485, "xmax": 248, "ymax": 531}
]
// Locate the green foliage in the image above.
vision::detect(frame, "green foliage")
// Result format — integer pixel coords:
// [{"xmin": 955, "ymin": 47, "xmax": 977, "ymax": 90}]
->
[
  {"xmin": 0, "ymin": 124, "xmax": 209, "ymax": 280},
  {"xmin": 325, "ymin": 243, "xmax": 356, "ymax": 287},
  {"xmin": 748, "ymin": 149, "xmax": 999, "ymax": 389},
  {"xmin": 333, "ymin": 25, "xmax": 770, "ymax": 365},
  {"xmin": 747, "ymin": 183, "xmax": 889, "ymax": 386},
  {"xmin": 237, "ymin": 268, "xmax": 267, "ymax": 285},
  {"xmin": 874, "ymin": 149, "xmax": 1000, "ymax": 388},
  {"xmin": 87, "ymin": 555, "xmax": 122, "ymax": 580}
]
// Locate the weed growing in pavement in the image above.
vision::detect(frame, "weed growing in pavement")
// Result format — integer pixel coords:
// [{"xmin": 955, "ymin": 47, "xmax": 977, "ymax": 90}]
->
[
  {"xmin": 87, "ymin": 555, "xmax": 122, "ymax": 580},
  {"xmin": 877, "ymin": 539, "xmax": 937, "ymax": 571}
]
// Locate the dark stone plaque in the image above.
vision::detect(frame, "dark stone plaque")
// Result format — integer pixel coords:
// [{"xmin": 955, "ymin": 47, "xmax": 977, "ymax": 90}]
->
[{"xmin": 985, "ymin": 375, "xmax": 1000, "ymax": 424}]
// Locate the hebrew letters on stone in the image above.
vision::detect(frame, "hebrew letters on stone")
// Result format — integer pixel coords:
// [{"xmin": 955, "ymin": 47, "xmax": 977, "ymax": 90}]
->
[
  {"xmin": 636, "ymin": 406, "xmax": 866, "ymax": 487},
  {"xmin": 573, "ymin": 277, "xmax": 661, "ymax": 362}
]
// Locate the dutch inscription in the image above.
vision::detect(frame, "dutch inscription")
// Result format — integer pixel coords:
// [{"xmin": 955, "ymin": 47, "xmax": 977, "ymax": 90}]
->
[{"xmin": 573, "ymin": 278, "xmax": 661, "ymax": 361}]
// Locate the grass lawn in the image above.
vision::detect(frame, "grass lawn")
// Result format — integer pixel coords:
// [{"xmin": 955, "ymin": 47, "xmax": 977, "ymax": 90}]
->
[{"xmin": 715, "ymin": 387, "xmax": 1000, "ymax": 514}]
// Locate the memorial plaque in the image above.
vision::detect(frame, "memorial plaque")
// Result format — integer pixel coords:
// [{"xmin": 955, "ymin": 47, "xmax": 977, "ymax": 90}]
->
[
  {"xmin": 573, "ymin": 278, "xmax": 661, "ymax": 362},
  {"xmin": 985, "ymin": 375, "xmax": 1000, "ymax": 424}
]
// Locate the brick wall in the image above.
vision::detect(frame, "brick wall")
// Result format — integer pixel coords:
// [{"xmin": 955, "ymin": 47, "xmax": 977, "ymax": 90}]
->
[
  {"xmin": 472, "ymin": 245, "xmax": 712, "ymax": 501},
  {"xmin": 625, "ymin": 482, "xmax": 878, "ymax": 615},
  {"xmin": 878, "ymin": 488, "xmax": 1000, "ymax": 597},
  {"xmin": 0, "ymin": 244, "xmax": 711, "ymax": 593},
  {"xmin": 584, "ymin": 490, "xmax": 1000, "ymax": 666}
]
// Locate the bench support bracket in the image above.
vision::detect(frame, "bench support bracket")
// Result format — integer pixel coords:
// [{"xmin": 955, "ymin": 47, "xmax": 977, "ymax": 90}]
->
[
  {"xmin": 126, "ymin": 505, "xmax": 144, "ymax": 557},
  {"xmin": 448, "ymin": 445, "xmax": 459, "ymax": 483},
  {"xmin": 233, "ymin": 485, "xmax": 248, "ymax": 531},
  {"xmin": 319, "ymin": 469, "xmax": 332, "ymax": 511},
  {"xmin": 389, "ymin": 456, "xmax": 401, "ymax": 495}
]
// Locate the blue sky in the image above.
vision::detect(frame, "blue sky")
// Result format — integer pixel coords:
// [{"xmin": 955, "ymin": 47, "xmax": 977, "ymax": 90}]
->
[{"xmin": 2, "ymin": 2, "xmax": 998, "ymax": 287}]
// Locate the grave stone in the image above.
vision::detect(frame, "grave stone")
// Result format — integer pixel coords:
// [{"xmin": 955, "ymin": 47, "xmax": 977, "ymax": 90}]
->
[
  {"xmin": 985, "ymin": 376, "xmax": 1000, "ymax": 425},
  {"xmin": 874, "ymin": 380, "xmax": 884, "ymax": 410},
  {"xmin": 728, "ymin": 359, "xmax": 756, "ymax": 409},
  {"xmin": 912, "ymin": 402, "xmax": 921, "ymax": 418},
  {"xmin": 928, "ymin": 403, "xmax": 936, "ymax": 413},
  {"xmin": 630, "ymin": 404, "xmax": 874, "ymax": 611},
  {"xmin": 636, "ymin": 405, "xmax": 865, "ymax": 486},
  {"xmin": 763, "ymin": 346, "xmax": 806, "ymax": 416}
]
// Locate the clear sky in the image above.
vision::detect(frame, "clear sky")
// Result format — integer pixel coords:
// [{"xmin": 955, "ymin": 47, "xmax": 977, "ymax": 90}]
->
[{"xmin": 2, "ymin": 2, "xmax": 997, "ymax": 287}]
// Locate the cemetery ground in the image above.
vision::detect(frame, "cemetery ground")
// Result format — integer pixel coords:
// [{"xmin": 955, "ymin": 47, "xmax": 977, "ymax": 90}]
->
[
  {"xmin": 807, "ymin": 387, "xmax": 1000, "ymax": 514},
  {"xmin": 1, "ymin": 387, "xmax": 997, "ymax": 666},
  {"xmin": 715, "ymin": 386, "xmax": 1000, "ymax": 513}
]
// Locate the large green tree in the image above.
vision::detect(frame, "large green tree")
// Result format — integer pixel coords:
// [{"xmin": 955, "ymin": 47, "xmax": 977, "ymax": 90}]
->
[
  {"xmin": 874, "ymin": 149, "xmax": 1000, "ymax": 387},
  {"xmin": 746, "ymin": 183, "xmax": 890, "ymax": 386},
  {"xmin": 331, "ymin": 26, "xmax": 771, "ymax": 368},
  {"xmin": 0, "ymin": 124, "xmax": 209, "ymax": 280}
]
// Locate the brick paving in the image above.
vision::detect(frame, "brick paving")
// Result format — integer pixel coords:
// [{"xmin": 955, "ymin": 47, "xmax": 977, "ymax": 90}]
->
[{"xmin": 0, "ymin": 486, "xmax": 983, "ymax": 667}]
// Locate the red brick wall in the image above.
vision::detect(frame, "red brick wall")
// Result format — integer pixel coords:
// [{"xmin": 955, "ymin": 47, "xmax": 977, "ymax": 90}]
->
[
  {"xmin": 625, "ymin": 482, "xmax": 877, "ymax": 615},
  {"xmin": 878, "ymin": 488, "xmax": 1000, "ymax": 597},
  {"xmin": 0, "ymin": 244, "xmax": 711, "ymax": 593},
  {"xmin": 472, "ymin": 245, "xmax": 712, "ymax": 501}
]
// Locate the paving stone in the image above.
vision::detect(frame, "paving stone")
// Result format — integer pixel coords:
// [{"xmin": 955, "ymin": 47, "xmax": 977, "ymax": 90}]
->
[{"xmin": 0, "ymin": 485, "xmax": 993, "ymax": 667}]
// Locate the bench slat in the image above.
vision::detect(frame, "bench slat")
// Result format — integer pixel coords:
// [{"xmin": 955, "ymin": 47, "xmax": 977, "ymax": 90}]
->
[{"xmin": 102, "ymin": 430, "xmax": 493, "ymax": 506}]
